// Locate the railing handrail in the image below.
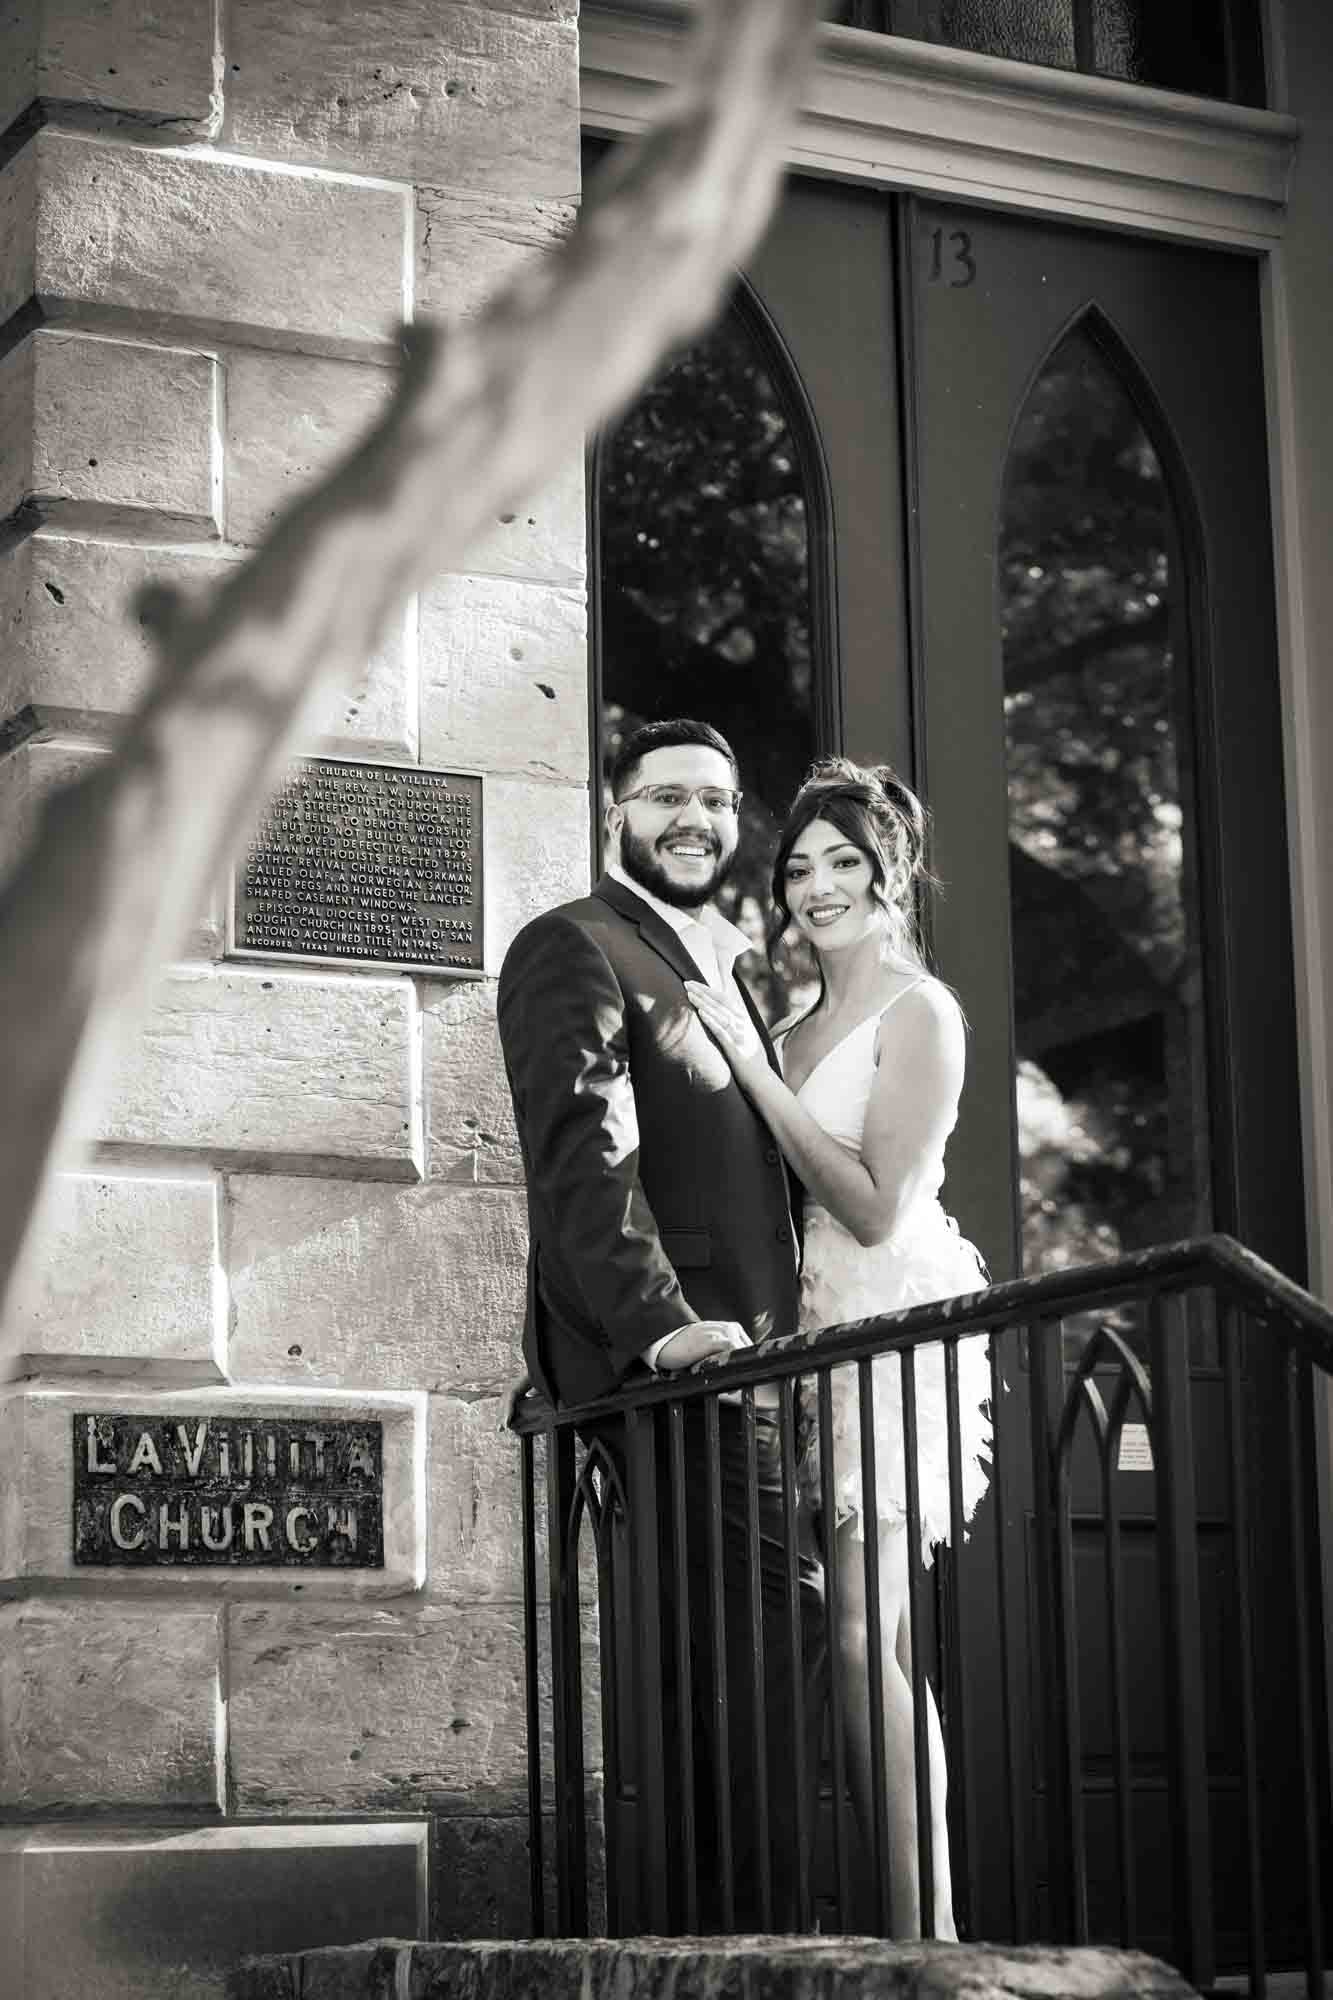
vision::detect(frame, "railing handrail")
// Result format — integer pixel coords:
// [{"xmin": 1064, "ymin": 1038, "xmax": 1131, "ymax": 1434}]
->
[{"xmin": 512, "ymin": 1231, "xmax": 1333, "ymax": 1433}]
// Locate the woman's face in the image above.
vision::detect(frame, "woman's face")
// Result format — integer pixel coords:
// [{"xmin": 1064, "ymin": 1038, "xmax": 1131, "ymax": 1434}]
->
[{"xmin": 782, "ymin": 815, "xmax": 879, "ymax": 952}]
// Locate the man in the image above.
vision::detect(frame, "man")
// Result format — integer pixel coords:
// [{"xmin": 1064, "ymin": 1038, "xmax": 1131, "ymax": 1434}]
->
[{"xmin": 497, "ymin": 717, "xmax": 823, "ymax": 1931}]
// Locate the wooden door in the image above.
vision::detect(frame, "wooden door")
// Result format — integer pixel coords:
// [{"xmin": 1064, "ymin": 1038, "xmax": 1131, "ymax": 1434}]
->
[{"xmin": 901, "ymin": 196, "xmax": 1309, "ymax": 1962}]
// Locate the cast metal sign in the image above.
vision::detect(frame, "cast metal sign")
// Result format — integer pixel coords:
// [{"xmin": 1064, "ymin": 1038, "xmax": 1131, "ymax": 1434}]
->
[
  {"xmin": 230, "ymin": 756, "xmax": 484, "ymax": 975},
  {"xmin": 73, "ymin": 1413, "xmax": 385, "ymax": 1568}
]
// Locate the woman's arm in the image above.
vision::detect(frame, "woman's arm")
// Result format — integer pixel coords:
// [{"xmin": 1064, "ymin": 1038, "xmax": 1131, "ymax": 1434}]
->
[{"xmin": 687, "ymin": 980, "xmax": 965, "ymax": 1248}]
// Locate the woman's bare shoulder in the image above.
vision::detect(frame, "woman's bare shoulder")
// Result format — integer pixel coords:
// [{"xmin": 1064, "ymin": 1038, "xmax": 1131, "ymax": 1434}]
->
[{"xmin": 874, "ymin": 971, "xmax": 966, "ymax": 1057}]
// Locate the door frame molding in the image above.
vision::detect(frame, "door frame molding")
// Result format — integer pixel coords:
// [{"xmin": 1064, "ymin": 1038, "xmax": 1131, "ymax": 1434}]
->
[
  {"xmin": 578, "ymin": 1, "xmax": 1333, "ymax": 1317},
  {"xmin": 580, "ymin": 3, "xmax": 1297, "ymax": 246}
]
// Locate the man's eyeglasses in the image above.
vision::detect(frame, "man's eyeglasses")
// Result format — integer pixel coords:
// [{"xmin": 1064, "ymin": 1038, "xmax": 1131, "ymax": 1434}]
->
[{"xmin": 616, "ymin": 783, "xmax": 743, "ymax": 816}]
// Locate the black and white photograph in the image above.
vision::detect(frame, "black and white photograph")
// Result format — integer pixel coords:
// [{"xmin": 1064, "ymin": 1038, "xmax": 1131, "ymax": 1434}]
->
[{"xmin": 1, "ymin": 3, "xmax": 1331, "ymax": 1995}]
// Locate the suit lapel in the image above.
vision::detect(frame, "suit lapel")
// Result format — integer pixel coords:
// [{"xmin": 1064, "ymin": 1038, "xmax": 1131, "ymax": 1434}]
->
[
  {"xmin": 733, "ymin": 969, "xmax": 782, "ymax": 1080},
  {"xmin": 594, "ymin": 876, "xmax": 804, "ymax": 1259},
  {"xmin": 593, "ymin": 875, "xmax": 707, "ymax": 990}
]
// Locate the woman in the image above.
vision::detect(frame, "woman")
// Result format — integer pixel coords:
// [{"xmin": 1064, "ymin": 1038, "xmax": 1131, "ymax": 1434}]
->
[{"xmin": 686, "ymin": 756, "xmax": 992, "ymax": 1941}]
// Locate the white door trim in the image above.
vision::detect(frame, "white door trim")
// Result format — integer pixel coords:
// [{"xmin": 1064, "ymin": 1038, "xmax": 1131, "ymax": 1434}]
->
[{"xmin": 580, "ymin": 3, "xmax": 1298, "ymax": 248}]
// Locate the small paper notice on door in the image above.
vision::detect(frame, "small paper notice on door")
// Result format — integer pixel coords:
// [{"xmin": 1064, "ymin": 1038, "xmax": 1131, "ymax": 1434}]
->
[{"xmin": 1117, "ymin": 1422, "xmax": 1154, "ymax": 1473}]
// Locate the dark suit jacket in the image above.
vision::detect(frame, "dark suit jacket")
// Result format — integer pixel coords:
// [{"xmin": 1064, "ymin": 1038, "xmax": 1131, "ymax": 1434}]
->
[{"xmin": 497, "ymin": 875, "xmax": 801, "ymax": 1409}]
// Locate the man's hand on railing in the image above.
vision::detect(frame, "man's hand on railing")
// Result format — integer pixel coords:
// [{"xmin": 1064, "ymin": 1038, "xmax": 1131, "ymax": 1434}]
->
[
  {"xmin": 499, "ymin": 1371, "xmax": 535, "ymax": 1431},
  {"xmin": 654, "ymin": 1321, "xmax": 755, "ymax": 1373}
]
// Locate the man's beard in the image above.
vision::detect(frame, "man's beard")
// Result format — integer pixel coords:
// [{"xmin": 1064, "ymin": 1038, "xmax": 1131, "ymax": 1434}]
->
[{"xmin": 619, "ymin": 822, "xmax": 738, "ymax": 910}]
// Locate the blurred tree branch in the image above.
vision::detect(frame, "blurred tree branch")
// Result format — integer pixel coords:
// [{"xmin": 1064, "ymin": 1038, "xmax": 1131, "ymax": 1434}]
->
[{"xmin": 0, "ymin": 0, "xmax": 823, "ymax": 1335}]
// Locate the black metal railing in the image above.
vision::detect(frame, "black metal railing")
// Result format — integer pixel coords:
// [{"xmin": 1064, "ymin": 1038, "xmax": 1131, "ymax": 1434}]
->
[{"xmin": 515, "ymin": 1235, "xmax": 1332, "ymax": 1989}]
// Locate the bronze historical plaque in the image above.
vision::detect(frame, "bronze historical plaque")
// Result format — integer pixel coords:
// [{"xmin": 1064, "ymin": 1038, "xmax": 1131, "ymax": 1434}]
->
[
  {"xmin": 73, "ymin": 1413, "xmax": 385, "ymax": 1568},
  {"xmin": 230, "ymin": 757, "xmax": 483, "ymax": 975}
]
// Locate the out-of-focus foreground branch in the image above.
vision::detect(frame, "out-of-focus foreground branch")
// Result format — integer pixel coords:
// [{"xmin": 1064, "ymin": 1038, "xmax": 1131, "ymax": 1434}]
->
[{"xmin": 0, "ymin": 0, "xmax": 823, "ymax": 1333}]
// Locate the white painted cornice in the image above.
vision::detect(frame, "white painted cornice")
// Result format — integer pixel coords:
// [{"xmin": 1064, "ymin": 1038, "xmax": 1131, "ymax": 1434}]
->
[{"xmin": 580, "ymin": 2, "xmax": 1299, "ymax": 247}]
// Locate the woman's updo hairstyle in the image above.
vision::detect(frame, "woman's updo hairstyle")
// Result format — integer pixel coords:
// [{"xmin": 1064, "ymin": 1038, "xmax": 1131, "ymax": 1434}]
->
[{"xmin": 768, "ymin": 756, "xmax": 937, "ymax": 968}]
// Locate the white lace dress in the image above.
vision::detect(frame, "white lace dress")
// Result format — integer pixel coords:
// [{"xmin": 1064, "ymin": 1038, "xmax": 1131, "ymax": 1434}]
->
[{"xmin": 778, "ymin": 981, "xmax": 994, "ymax": 1561}]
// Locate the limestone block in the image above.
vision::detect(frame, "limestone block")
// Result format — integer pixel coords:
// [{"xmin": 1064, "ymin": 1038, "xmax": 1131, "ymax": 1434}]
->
[
  {"xmin": 19, "ymin": 128, "xmax": 409, "ymax": 354},
  {"xmin": 0, "ymin": 1599, "xmax": 222, "ymax": 1808},
  {"xmin": 222, "ymin": 1, "xmax": 580, "ymax": 199},
  {"xmin": 98, "ymin": 963, "xmax": 421, "ymax": 1176},
  {"xmin": 0, "ymin": 327, "xmax": 219, "ymax": 533},
  {"xmin": 461, "ymin": 446, "xmax": 585, "ymax": 588},
  {"xmin": 6, "ymin": 1169, "xmax": 224, "ymax": 1380},
  {"xmin": 483, "ymin": 774, "xmax": 590, "ymax": 967},
  {"xmin": 430, "ymin": 1813, "xmax": 538, "ymax": 1940},
  {"xmin": 415, "ymin": 184, "xmax": 576, "ymax": 324},
  {"xmin": 0, "ymin": 731, "xmax": 107, "ymax": 887},
  {"xmin": 223, "ymin": 348, "xmax": 396, "ymax": 549},
  {"xmin": 0, "ymin": 1822, "xmax": 426, "ymax": 2000},
  {"xmin": 227, "ymin": 1178, "xmax": 527, "ymax": 1392},
  {"xmin": 428, "ymin": 1391, "xmax": 525, "ymax": 1600},
  {"xmin": 0, "ymin": 0, "xmax": 219, "ymax": 139},
  {"xmin": 0, "ymin": 730, "xmax": 226, "ymax": 951},
  {"xmin": 0, "ymin": 1384, "xmax": 426, "ymax": 1596},
  {"xmin": 419, "ymin": 573, "xmax": 586, "ymax": 781},
  {"xmin": 221, "ymin": 347, "xmax": 412, "ymax": 751},
  {"xmin": 227, "ymin": 1600, "xmax": 533, "ymax": 1813},
  {"xmin": 0, "ymin": 534, "xmax": 242, "ymax": 723},
  {"xmin": 244, "ymin": 1938, "xmax": 1200, "ymax": 2000},
  {"xmin": 423, "ymin": 978, "xmax": 521, "ymax": 1184},
  {"xmin": 0, "ymin": 135, "xmax": 37, "ymax": 329}
]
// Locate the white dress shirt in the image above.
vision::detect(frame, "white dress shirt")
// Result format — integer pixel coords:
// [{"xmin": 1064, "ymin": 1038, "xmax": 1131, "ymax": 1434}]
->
[{"xmin": 606, "ymin": 863, "xmax": 754, "ymax": 993}]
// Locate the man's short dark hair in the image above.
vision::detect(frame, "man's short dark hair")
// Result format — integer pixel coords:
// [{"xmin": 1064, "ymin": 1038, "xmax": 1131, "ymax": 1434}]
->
[{"xmin": 610, "ymin": 718, "xmax": 740, "ymax": 801}]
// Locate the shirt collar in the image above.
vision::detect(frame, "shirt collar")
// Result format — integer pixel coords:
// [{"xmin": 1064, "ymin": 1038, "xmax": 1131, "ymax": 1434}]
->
[{"xmin": 607, "ymin": 862, "xmax": 754, "ymax": 974}]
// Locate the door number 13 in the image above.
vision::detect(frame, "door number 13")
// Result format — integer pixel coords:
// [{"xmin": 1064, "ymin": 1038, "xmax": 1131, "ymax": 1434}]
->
[{"xmin": 927, "ymin": 226, "xmax": 977, "ymax": 288}]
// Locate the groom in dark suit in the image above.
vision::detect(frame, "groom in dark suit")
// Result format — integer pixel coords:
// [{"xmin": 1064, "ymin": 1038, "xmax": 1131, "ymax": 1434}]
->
[{"xmin": 497, "ymin": 717, "xmax": 824, "ymax": 1931}]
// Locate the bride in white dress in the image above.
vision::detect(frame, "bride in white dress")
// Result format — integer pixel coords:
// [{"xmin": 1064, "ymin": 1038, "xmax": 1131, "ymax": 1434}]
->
[{"xmin": 686, "ymin": 757, "xmax": 992, "ymax": 1941}]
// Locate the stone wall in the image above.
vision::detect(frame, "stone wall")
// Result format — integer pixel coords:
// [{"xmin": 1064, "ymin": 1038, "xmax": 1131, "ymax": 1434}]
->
[{"xmin": 0, "ymin": 3, "xmax": 585, "ymax": 1994}]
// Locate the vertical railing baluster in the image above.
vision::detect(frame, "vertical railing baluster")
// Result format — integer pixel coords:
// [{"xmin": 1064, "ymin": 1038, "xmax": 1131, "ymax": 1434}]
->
[
  {"xmin": 704, "ymin": 1394, "xmax": 735, "ymax": 1932},
  {"xmin": 742, "ymin": 1387, "xmax": 774, "ymax": 1930},
  {"xmin": 545, "ymin": 1423, "xmax": 588, "ymax": 1935},
  {"xmin": 1150, "ymin": 1291, "xmax": 1215, "ymax": 1989},
  {"xmin": 593, "ymin": 1475, "xmax": 623, "ymax": 1936},
  {"xmin": 521, "ymin": 1430, "xmax": 545, "ymax": 1937},
  {"xmin": 667, "ymin": 1402, "xmax": 698, "ymax": 1933},
  {"xmin": 625, "ymin": 1405, "xmax": 670, "ymax": 1934},
  {"xmin": 818, "ymin": 1365, "xmax": 851, "ymax": 1930},
  {"xmin": 990, "ymin": 1322, "xmax": 1029, "ymax": 1941},
  {"xmin": 859, "ymin": 1354, "xmax": 893, "ymax": 1935},
  {"xmin": 1283, "ymin": 1348, "xmax": 1325, "ymax": 2000},
  {"xmin": 1103, "ymin": 1396, "xmax": 1136, "ymax": 1947},
  {"xmin": 901, "ymin": 1345, "xmax": 934, "ymax": 1937},
  {"xmin": 1052, "ymin": 1362, "xmax": 1088, "ymax": 1943},
  {"xmin": 1029, "ymin": 1314, "xmax": 1081, "ymax": 1942},
  {"xmin": 944, "ymin": 1334, "xmax": 980, "ymax": 1936},
  {"xmin": 1221, "ymin": 1302, "xmax": 1265, "ymax": 1996},
  {"xmin": 780, "ymin": 1377, "xmax": 813, "ymax": 1933}
]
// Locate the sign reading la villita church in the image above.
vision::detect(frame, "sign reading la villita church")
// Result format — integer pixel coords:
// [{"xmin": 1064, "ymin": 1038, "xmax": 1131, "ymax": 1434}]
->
[{"xmin": 73, "ymin": 1414, "xmax": 386, "ymax": 1568}]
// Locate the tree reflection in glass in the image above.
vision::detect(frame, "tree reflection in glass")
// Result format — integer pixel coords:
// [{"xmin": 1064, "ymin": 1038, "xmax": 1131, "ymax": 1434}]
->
[
  {"xmin": 1001, "ymin": 324, "xmax": 1212, "ymax": 1281},
  {"xmin": 596, "ymin": 302, "xmax": 820, "ymax": 1023}
]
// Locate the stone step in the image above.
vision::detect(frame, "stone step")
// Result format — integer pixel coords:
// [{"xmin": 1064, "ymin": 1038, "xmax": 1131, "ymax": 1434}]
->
[{"xmin": 228, "ymin": 1935, "xmax": 1198, "ymax": 2000}]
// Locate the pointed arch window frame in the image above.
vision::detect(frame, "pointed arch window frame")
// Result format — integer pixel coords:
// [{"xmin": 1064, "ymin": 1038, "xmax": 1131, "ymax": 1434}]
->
[
  {"xmin": 996, "ymin": 303, "xmax": 1236, "ymax": 1263},
  {"xmin": 586, "ymin": 268, "xmax": 841, "ymax": 869}
]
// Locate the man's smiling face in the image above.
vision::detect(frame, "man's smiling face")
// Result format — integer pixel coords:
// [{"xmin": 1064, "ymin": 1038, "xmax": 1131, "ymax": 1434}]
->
[{"xmin": 608, "ymin": 744, "xmax": 741, "ymax": 910}]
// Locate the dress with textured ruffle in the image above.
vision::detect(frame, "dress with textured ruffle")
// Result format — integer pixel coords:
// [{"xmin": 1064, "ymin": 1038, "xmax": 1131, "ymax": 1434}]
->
[{"xmin": 779, "ymin": 982, "xmax": 994, "ymax": 1562}]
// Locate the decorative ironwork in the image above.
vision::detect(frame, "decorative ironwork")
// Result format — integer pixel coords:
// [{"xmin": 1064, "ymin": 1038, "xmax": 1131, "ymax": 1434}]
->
[{"xmin": 516, "ymin": 1236, "xmax": 1332, "ymax": 1978}]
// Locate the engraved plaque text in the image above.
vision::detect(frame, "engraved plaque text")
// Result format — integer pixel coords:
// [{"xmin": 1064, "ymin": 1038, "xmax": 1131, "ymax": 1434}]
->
[
  {"xmin": 73, "ymin": 1414, "xmax": 385, "ymax": 1568},
  {"xmin": 231, "ymin": 758, "xmax": 483, "ymax": 974}
]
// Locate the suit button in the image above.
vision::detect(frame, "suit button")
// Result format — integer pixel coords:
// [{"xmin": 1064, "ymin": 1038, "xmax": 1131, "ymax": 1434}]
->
[
  {"xmin": 775, "ymin": 1225, "xmax": 791, "ymax": 1244},
  {"xmin": 765, "ymin": 1147, "xmax": 780, "ymax": 1164}
]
